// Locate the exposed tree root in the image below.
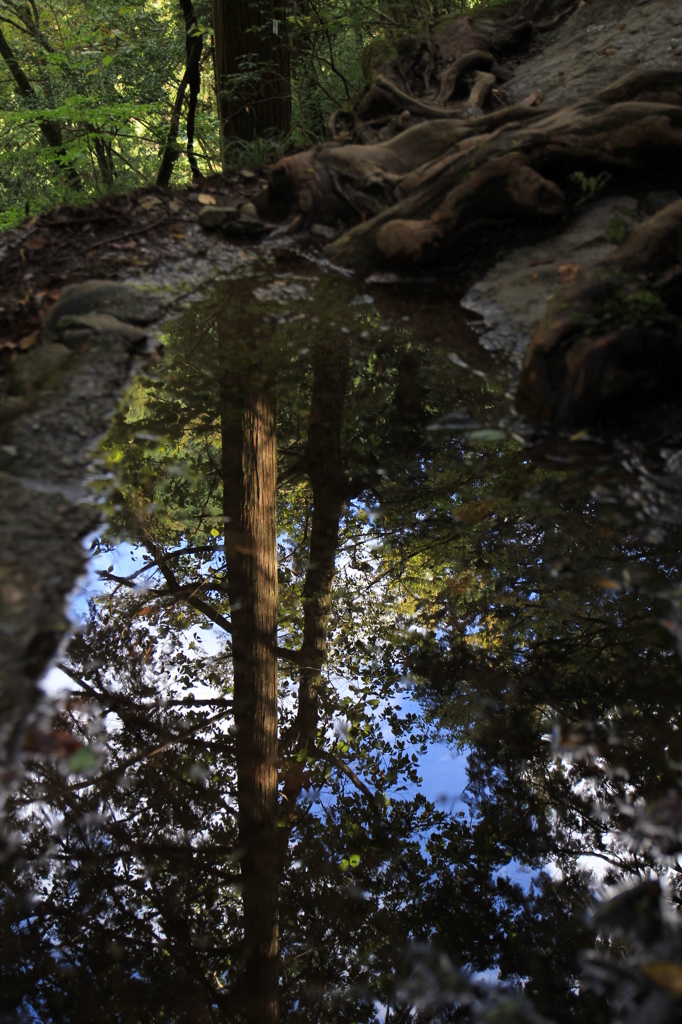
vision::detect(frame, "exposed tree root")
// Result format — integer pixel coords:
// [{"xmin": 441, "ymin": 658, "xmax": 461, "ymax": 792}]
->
[
  {"xmin": 516, "ymin": 198, "xmax": 682, "ymax": 427},
  {"xmin": 268, "ymin": 0, "xmax": 579, "ymax": 225},
  {"xmin": 262, "ymin": 0, "xmax": 682, "ymax": 425},
  {"xmin": 325, "ymin": 77, "xmax": 682, "ymax": 268}
]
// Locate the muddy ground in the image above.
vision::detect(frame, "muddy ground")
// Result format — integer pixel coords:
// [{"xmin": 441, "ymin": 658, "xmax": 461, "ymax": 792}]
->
[{"xmin": 0, "ymin": 0, "xmax": 680, "ymax": 756}]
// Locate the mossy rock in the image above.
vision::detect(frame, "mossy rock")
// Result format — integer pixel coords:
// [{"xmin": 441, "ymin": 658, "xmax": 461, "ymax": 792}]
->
[
  {"xmin": 360, "ymin": 38, "xmax": 398, "ymax": 85},
  {"xmin": 7, "ymin": 343, "xmax": 71, "ymax": 398}
]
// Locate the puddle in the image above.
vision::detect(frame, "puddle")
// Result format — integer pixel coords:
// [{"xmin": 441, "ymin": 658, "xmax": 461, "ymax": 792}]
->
[{"xmin": 6, "ymin": 253, "xmax": 682, "ymax": 1022}]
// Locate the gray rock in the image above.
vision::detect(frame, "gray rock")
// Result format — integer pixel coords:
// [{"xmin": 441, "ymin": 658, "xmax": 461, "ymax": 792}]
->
[
  {"xmin": 43, "ymin": 280, "xmax": 163, "ymax": 342},
  {"xmin": 57, "ymin": 312, "xmax": 149, "ymax": 345},
  {"xmin": 506, "ymin": 0, "xmax": 679, "ymax": 109},
  {"xmin": 7, "ymin": 343, "xmax": 71, "ymax": 397},
  {"xmin": 311, "ymin": 223, "xmax": 337, "ymax": 240},
  {"xmin": 238, "ymin": 202, "xmax": 259, "ymax": 222},
  {"xmin": 198, "ymin": 205, "xmax": 238, "ymax": 229},
  {"xmin": 0, "ymin": 396, "xmax": 29, "ymax": 424}
]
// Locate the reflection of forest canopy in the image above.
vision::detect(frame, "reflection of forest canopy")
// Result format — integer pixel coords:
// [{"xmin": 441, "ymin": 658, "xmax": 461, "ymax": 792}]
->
[{"xmin": 3, "ymin": 270, "xmax": 682, "ymax": 1022}]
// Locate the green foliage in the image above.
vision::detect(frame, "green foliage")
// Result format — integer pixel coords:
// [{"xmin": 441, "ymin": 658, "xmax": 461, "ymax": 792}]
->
[
  {"xmin": 598, "ymin": 283, "xmax": 682, "ymax": 337},
  {"xmin": 606, "ymin": 214, "xmax": 627, "ymax": 245},
  {"xmin": 0, "ymin": 0, "xmax": 472, "ymax": 222},
  {"xmin": 0, "ymin": 0, "xmax": 220, "ymax": 227},
  {"xmin": 569, "ymin": 169, "xmax": 613, "ymax": 208},
  {"xmin": 221, "ymin": 130, "xmax": 287, "ymax": 168}
]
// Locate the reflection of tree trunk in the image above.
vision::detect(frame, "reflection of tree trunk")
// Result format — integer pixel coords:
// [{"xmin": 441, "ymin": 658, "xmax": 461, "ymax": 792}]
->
[
  {"xmin": 283, "ymin": 339, "xmax": 349, "ymax": 802},
  {"xmin": 220, "ymin": 360, "xmax": 279, "ymax": 1024}
]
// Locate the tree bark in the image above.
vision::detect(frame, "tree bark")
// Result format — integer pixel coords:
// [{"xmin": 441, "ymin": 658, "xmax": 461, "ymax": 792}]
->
[
  {"xmin": 157, "ymin": 0, "xmax": 203, "ymax": 187},
  {"xmin": 220, "ymin": 351, "xmax": 279, "ymax": 1024},
  {"xmin": 211, "ymin": 0, "xmax": 290, "ymax": 148}
]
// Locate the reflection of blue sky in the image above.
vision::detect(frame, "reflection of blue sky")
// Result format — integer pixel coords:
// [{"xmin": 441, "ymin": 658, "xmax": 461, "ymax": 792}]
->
[
  {"xmin": 412, "ymin": 735, "xmax": 469, "ymax": 811},
  {"xmin": 46, "ymin": 533, "xmax": 472, "ymax": 815},
  {"xmin": 70, "ymin": 535, "xmax": 139, "ymax": 622},
  {"xmin": 41, "ymin": 534, "xmax": 548, "ymax": 902},
  {"xmin": 40, "ymin": 532, "xmax": 226, "ymax": 699}
]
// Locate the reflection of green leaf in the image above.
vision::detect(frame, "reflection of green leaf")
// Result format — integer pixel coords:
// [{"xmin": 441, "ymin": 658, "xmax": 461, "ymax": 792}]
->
[
  {"xmin": 340, "ymin": 858, "xmax": 349, "ymax": 871},
  {"xmin": 466, "ymin": 429, "xmax": 506, "ymax": 443},
  {"xmin": 349, "ymin": 854, "xmax": 360, "ymax": 868},
  {"xmin": 68, "ymin": 747, "xmax": 98, "ymax": 774}
]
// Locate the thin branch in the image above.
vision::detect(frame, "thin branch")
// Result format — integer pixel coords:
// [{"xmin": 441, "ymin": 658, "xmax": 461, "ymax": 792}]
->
[
  {"xmin": 311, "ymin": 744, "xmax": 378, "ymax": 803},
  {"xmin": 16, "ymin": 705, "xmax": 234, "ymax": 805}
]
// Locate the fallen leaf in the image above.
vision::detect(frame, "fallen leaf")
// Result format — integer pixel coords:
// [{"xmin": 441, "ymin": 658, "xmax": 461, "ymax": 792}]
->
[
  {"xmin": 68, "ymin": 747, "xmax": 98, "ymax": 773},
  {"xmin": 466, "ymin": 428, "xmax": 507, "ymax": 443},
  {"xmin": 590, "ymin": 575, "xmax": 622, "ymax": 591},
  {"xmin": 138, "ymin": 194, "xmax": 163, "ymax": 210},
  {"xmin": 519, "ymin": 91, "xmax": 539, "ymax": 107},
  {"xmin": 18, "ymin": 330, "xmax": 40, "ymax": 351},
  {"xmin": 639, "ymin": 962, "xmax": 682, "ymax": 996},
  {"xmin": 198, "ymin": 193, "xmax": 217, "ymax": 206},
  {"xmin": 24, "ymin": 234, "xmax": 49, "ymax": 251},
  {"xmin": 168, "ymin": 198, "xmax": 184, "ymax": 213},
  {"xmin": 557, "ymin": 263, "xmax": 580, "ymax": 283},
  {"xmin": 455, "ymin": 501, "xmax": 495, "ymax": 524}
]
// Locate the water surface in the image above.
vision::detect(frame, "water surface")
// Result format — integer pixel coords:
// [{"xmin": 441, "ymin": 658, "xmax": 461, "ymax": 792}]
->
[{"xmin": 6, "ymin": 252, "xmax": 682, "ymax": 1023}]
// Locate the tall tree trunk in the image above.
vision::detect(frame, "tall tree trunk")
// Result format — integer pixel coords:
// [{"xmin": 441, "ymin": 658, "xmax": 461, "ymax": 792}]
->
[
  {"xmin": 157, "ymin": 0, "xmax": 203, "ymax": 187},
  {"xmin": 93, "ymin": 137, "xmax": 115, "ymax": 186},
  {"xmin": 211, "ymin": 0, "xmax": 290, "ymax": 149},
  {"xmin": 0, "ymin": 24, "xmax": 80, "ymax": 189},
  {"xmin": 220, "ymin": 352, "xmax": 279, "ymax": 1024}
]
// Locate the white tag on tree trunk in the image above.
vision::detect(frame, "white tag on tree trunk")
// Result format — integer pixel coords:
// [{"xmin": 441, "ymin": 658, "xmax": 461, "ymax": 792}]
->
[{"xmin": 272, "ymin": 18, "xmax": 279, "ymax": 34}]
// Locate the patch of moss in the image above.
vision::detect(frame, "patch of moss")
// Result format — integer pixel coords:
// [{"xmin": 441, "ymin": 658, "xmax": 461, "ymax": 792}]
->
[
  {"xmin": 606, "ymin": 216, "xmax": 627, "ymax": 245},
  {"xmin": 599, "ymin": 285, "xmax": 682, "ymax": 336}
]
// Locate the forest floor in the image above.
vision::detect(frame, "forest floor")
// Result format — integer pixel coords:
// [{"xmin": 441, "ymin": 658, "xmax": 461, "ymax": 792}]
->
[{"xmin": 0, "ymin": 0, "xmax": 680, "ymax": 749}]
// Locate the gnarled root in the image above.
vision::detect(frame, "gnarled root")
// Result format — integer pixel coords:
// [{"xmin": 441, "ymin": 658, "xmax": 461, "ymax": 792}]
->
[
  {"xmin": 325, "ymin": 73, "xmax": 682, "ymax": 268},
  {"xmin": 516, "ymin": 199, "xmax": 682, "ymax": 426}
]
